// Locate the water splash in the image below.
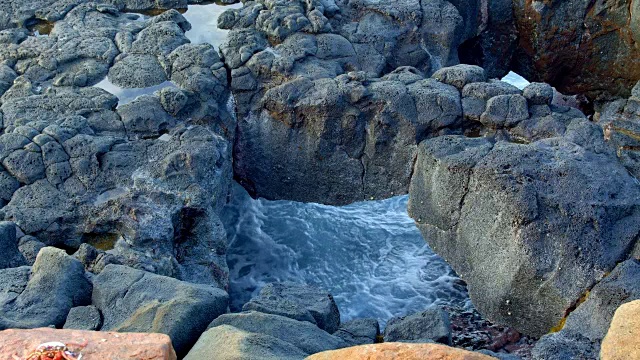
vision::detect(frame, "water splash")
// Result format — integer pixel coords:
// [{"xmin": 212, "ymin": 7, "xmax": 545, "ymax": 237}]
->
[{"xmin": 222, "ymin": 183, "xmax": 470, "ymax": 326}]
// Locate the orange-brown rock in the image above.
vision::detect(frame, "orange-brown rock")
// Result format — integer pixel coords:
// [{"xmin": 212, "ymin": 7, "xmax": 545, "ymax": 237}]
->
[
  {"xmin": 600, "ymin": 300, "xmax": 640, "ymax": 360},
  {"xmin": 0, "ymin": 328, "xmax": 177, "ymax": 360},
  {"xmin": 512, "ymin": 0, "xmax": 640, "ymax": 101},
  {"xmin": 305, "ymin": 342, "xmax": 497, "ymax": 360}
]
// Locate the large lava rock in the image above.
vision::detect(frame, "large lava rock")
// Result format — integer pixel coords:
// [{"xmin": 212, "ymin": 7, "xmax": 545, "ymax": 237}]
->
[
  {"xmin": 92, "ymin": 264, "xmax": 229, "ymax": 356},
  {"xmin": 185, "ymin": 324, "xmax": 309, "ymax": 360},
  {"xmin": 242, "ymin": 282, "xmax": 341, "ymax": 333},
  {"xmin": 207, "ymin": 311, "xmax": 348, "ymax": 355},
  {"xmin": 0, "ymin": 3, "xmax": 234, "ymax": 289},
  {"xmin": 0, "ymin": 247, "xmax": 92, "ymax": 329},
  {"xmin": 408, "ymin": 133, "xmax": 640, "ymax": 337},
  {"xmin": 220, "ymin": 0, "xmax": 515, "ymax": 205}
]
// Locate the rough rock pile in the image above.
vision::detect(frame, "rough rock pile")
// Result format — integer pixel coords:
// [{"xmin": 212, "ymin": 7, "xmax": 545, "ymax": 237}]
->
[{"xmin": 0, "ymin": 0, "xmax": 640, "ymax": 359}]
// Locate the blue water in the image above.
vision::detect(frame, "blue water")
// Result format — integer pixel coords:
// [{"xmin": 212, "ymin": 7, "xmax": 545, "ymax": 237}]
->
[
  {"xmin": 183, "ymin": 3, "xmax": 242, "ymax": 49},
  {"xmin": 222, "ymin": 184, "xmax": 470, "ymax": 326}
]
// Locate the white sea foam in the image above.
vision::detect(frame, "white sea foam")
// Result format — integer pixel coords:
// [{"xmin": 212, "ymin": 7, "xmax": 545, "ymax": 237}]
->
[{"xmin": 222, "ymin": 183, "xmax": 471, "ymax": 326}]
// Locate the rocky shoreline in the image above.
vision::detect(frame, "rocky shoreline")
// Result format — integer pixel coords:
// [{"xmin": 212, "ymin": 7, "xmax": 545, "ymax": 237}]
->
[{"xmin": 0, "ymin": 0, "xmax": 640, "ymax": 359}]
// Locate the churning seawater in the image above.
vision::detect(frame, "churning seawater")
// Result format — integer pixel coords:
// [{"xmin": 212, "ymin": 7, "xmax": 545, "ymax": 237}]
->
[{"xmin": 222, "ymin": 183, "xmax": 470, "ymax": 326}]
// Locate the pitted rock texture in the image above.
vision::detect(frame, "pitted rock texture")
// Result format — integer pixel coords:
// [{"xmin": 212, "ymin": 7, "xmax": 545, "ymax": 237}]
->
[
  {"xmin": 511, "ymin": 0, "xmax": 640, "ymax": 100},
  {"xmin": 0, "ymin": 247, "xmax": 91, "ymax": 330},
  {"xmin": 219, "ymin": 0, "xmax": 518, "ymax": 205},
  {"xmin": 0, "ymin": 3, "xmax": 235, "ymax": 289},
  {"xmin": 408, "ymin": 130, "xmax": 640, "ymax": 337},
  {"xmin": 531, "ymin": 259, "xmax": 640, "ymax": 360},
  {"xmin": 229, "ymin": 57, "xmax": 586, "ymax": 204}
]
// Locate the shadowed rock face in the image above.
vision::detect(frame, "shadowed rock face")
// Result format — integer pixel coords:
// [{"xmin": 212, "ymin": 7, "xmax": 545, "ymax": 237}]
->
[
  {"xmin": 511, "ymin": 0, "xmax": 640, "ymax": 101},
  {"xmin": 219, "ymin": 0, "xmax": 517, "ymax": 205}
]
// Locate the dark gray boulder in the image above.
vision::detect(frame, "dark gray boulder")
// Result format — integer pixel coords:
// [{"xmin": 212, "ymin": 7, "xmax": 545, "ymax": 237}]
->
[
  {"xmin": 334, "ymin": 318, "xmax": 380, "ymax": 346},
  {"xmin": 461, "ymin": 80, "xmax": 521, "ymax": 122},
  {"xmin": 479, "ymin": 94, "xmax": 529, "ymax": 128},
  {"xmin": 0, "ymin": 221, "xmax": 26, "ymax": 269},
  {"xmin": 562, "ymin": 259, "xmax": 640, "ymax": 341},
  {"xmin": 108, "ymin": 54, "xmax": 168, "ymax": 89},
  {"xmin": 242, "ymin": 282, "xmax": 340, "ymax": 333},
  {"xmin": 383, "ymin": 307, "xmax": 452, "ymax": 344},
  {"xmin": 523, "ymin": 83, "xmax": 554, "ymax": 106},
  {"xmin": 531, "ymin": 332, "xmax": 598, "ymax": 360},
  {"xmin": 0, "ymin": 247, "xmax": 92, "ymax": 329},
  {"xmin": 185, "ymin": 324, "xmax": 309, "ymax": 360},
  {"xmin": 233, "ymin": 70, "xmax": 462, "ymax": 205},
  {"xmin": 432, "ymin": 64, "xmax": 487, "ymax": 90},
  {"xmin": 63, "ymin": 305, "xmax": 103, "ymax": 331},
  {"xmin": 408, "ymin": 135, "xmax": 640, "ymax": 337},
  {"xmin": 208, "ymin": 311, "xmax": 348, "ymax": 355},
  {"xmin": 93, "ymin": 264, "xmax": 229, "ymax": 356}
]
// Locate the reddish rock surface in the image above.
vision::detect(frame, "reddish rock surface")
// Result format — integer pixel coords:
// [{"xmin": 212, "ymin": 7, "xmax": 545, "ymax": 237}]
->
[
  {"xmin": 0, "ymin": 328, "xmax": 177, "ymax": 360},
  {"xmin": 306, "ymin": 342, "xmax": 496, "ymax": 360},
  {"xmin": 512, "ymin": 0, "xmax": 640, "ymax": 101}
]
